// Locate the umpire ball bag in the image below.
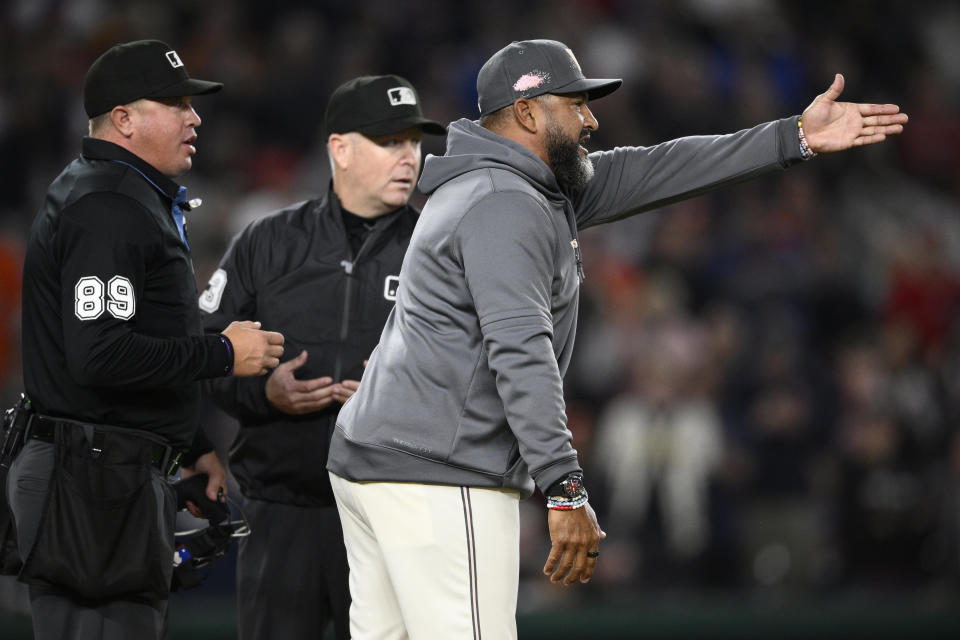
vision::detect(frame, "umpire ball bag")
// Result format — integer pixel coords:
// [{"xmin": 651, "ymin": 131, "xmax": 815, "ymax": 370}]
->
[{"xmin": 18, "ymin": 422, "xmax": 176, "ymax": 601}]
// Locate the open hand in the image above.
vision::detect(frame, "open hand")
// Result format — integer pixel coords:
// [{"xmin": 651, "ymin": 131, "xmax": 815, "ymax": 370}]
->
[
  {"xmin": 265, "ymin": 350, "xmax": 337, "ymax": 414},
  {"xmin": 801, "ymin": 73, "xmax": 908, "ymax": 153}
]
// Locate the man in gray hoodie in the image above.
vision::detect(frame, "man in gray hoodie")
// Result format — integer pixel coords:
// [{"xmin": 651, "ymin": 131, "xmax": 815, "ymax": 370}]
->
[{"xmin": 327, "ymin": 39, "xmax": 907, "ymax": 639}]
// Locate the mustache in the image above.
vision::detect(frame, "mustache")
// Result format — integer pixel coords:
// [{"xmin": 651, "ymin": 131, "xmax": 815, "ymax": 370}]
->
[{"xmin": 579, "ymin": 130, "xmax": 591, "ymax": 146}]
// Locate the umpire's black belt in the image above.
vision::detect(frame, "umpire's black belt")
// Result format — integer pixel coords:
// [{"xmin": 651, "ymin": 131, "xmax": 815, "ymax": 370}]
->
[{"xmin": 28, "ymin": 415, "xmax": 183, "ymax": 476}]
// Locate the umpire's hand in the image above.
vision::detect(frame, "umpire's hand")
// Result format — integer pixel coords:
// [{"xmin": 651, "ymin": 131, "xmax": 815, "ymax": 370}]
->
[
  {"xmin": 266, "ymin": 349, "xmax": 337, "ymax": 414},
  {"xmin": 221, "ymin": 320, "xmax": 284, "ymax": 376}
]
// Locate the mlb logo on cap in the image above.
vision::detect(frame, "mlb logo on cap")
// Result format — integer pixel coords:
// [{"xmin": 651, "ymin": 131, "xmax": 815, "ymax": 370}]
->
[
  {"xmin": 82, "ymin": 39, "xmax": 223, "ymax": 117},
  {"xmin": 388, "ymin": 87, "xmax": 417, "ymax": 107},
  {"xmin": 165, "ymin": 51, "xmax": 184, "ymax": 68},
  {"xmin": 323, "ymin": 74, "xmax": 445, "ymax": 137}
]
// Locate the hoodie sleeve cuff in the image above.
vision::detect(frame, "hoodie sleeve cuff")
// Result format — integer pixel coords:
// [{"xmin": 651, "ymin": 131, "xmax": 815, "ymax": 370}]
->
[{"xmin": 532, "ymin": 457, "xmax": 583, "ymax": 495}]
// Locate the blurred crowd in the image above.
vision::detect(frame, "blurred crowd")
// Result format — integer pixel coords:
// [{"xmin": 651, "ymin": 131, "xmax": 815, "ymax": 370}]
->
[{"xmin": 3, "ymin": 0, "xmax": 960, "ymax": 614}]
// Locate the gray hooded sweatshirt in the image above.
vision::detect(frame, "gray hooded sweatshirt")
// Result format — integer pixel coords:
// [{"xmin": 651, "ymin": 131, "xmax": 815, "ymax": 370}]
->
[{"xmin": 328, "ymin": 116, "xmax": 804, "ymax": 498}]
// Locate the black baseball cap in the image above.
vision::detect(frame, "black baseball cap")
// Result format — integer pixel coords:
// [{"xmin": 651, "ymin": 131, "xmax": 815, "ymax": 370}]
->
[
  {"xmin": 83, "ymin": 40, "xmax": 223, "ymax": 118},
  {"xmin": 477, "ymin": 39, "xmax": 622, "ymax": 116},
  {"xmin": 324, "ymin": 74, "xmax": 445, "ymax": 138}
]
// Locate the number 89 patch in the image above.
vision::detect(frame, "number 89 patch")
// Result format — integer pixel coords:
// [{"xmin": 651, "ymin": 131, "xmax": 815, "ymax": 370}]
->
[{"xmin": 74, "ymin": 275, "xmax": 136, "ymax": 321}]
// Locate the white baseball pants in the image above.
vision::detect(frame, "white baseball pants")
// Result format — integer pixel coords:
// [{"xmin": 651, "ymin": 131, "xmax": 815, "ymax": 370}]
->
[{"xmin": 329, "ymin": 472, "xmax": 521, "ymax": 640}]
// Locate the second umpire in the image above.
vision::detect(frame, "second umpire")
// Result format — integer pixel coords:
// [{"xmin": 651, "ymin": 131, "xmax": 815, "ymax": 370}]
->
[{"xmin": 200, "ymin": 75, "xmax": 444, "ymax": 639}]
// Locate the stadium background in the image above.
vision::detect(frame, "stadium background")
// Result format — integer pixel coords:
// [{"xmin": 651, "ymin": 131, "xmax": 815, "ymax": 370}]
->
[{"xmin": 2, "ymin": 0, "xmax": 960, "ymax": 637}]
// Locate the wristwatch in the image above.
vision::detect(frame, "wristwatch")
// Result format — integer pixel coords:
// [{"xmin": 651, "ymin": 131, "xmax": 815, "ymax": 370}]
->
[{"xmin": 546, "ymin": 473, "xmax": 585, "ymax": 499}]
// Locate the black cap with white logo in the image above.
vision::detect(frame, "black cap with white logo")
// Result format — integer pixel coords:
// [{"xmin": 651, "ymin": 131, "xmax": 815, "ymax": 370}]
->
[
  {"xmin": 324, "ymin": 74, "xmax": 446, "ymax": 138},
  {"xmin": 476, "ymin": 39, "xmax": 621, "ymax": 116},
  {"xmin": 83, "ymin": 40, "xmax": 223, "ymax": 118}
]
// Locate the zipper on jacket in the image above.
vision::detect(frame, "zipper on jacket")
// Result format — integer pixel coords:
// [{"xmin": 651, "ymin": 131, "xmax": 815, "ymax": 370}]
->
[
  {"xmin": 571, "ymin": 238, "xmax": 584, "ymax": 282},
  {"xmin": 334, "ymin": 259, "xmax": 354, "ymax": 382},
  {"xmin": 332, "ymin": 214, "xmax": 394, "ymax": 382}
]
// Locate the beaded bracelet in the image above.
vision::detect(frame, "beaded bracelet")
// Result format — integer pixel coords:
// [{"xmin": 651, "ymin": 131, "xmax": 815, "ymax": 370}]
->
[
  {"xmin": 547, "ymin": 490, "xmax": 589, "ymax": 511},
  {"xmin": 798, "ymin": 118, "xmax": 816, "ymax": 159},
  {"xmin": 548, "ymin": 500, "xmax": 588, "ymax": 511}
]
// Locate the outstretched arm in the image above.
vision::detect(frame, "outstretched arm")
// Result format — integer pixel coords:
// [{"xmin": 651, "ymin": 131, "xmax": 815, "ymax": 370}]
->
[{"xmin": 802, "ymin": 73, "xmax": 908, "ymax": 153}]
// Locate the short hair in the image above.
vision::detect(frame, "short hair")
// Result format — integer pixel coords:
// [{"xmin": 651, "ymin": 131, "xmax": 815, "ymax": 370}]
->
[
  {"xmin": 327, "ymin": 142, "xmax": 336, "ymax": 178},
  {"xmin": 327, "ymin": 133, "xmax": 362, "ymax": 179},
  {"xmin": 479, "ymin": 94, "xmax": 550, "ymax": 131},
  {"xmin": 479, "ymin": 105, "xmax": 510, "ymax": 130},
  {"xmin": 88, "ymin": 112, "xmax": 112, "ymax": 137}
]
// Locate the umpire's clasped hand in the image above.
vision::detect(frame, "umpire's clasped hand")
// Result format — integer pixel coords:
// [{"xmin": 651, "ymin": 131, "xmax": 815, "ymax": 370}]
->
[{"xmin": 222, "ymin": 320, "xmax": 285, "ymax": 376}]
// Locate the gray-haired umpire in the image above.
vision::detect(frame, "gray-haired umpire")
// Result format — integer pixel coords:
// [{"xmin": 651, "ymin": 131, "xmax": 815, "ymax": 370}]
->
[
  {"xmin": 198, "ymin": 74, "xmax": 444, "ymax": 640},
  {"xmin": 9, "ymin": 40, "xmax": 284, "ymax": 640}
]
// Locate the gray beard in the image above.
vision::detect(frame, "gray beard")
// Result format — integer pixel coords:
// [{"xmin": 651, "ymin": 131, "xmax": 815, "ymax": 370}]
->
[{"xmin": 545, "ymin": 123, "xmax": 594, "ymax": 193}]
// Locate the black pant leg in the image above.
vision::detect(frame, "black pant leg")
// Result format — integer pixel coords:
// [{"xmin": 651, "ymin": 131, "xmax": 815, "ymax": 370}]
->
[
  {"xmin": 9, "ymin": 441, "xmax": 171, "ymax": 640},
  {"xmin": 236, "ymin": 499, "xmax": 351, "ymax": 640},
  {"xmin": 317, "ymin": 506, "xmax": 350, "ymax": 640}
]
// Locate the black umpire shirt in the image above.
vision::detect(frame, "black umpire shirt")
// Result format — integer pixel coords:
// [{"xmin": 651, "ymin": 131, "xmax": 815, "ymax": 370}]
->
[
  {"xmin": 200, "ymin": 188, "xmax": 417, "ymax": 506},
  {"xmin": 21, "ymin": 137, "xmax": 231, "ymax": 455}
]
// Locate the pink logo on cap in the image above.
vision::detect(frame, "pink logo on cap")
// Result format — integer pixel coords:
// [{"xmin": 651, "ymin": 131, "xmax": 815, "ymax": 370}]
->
[{"xmin": 513, "ymin": 71, "xmax": 550, "ymax": 92}]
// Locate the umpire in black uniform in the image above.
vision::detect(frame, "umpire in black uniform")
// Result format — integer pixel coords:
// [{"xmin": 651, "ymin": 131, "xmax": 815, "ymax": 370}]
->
[
  {"xmin": 9, "ymin": 40, "xmax": 284, "ymax": 640},
  {"xmin": 199, "ymin": 75, "xmax": 444, "ymax": 640}
]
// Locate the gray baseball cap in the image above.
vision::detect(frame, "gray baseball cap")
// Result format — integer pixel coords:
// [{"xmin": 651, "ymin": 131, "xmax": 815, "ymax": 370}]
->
[{"xmin": 476, "ymin": 39, "xmax": 621, "ymax": 116}]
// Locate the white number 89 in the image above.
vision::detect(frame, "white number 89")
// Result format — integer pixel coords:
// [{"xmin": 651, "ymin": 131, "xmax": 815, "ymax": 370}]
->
[{"xmin": 74, "ymin": 275, "xmax": 136, "ymax": 321}]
